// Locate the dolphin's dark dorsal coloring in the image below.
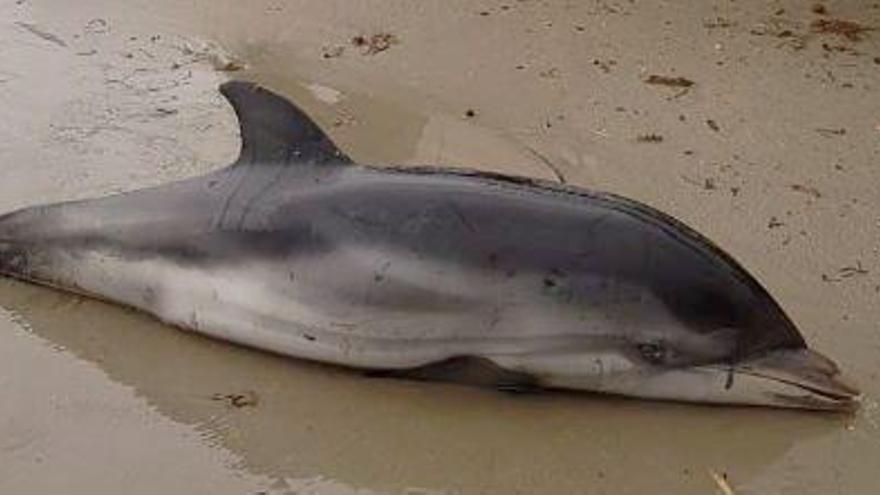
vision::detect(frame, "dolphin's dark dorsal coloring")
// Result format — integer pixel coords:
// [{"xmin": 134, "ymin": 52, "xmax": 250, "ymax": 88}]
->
[
  {"xmin": 0, "ymin": 81, "xmax": 859, "ymax": 410},
  {"xmin": 221, "ymin": 82, "xmax": 353, "ymax": 166}
]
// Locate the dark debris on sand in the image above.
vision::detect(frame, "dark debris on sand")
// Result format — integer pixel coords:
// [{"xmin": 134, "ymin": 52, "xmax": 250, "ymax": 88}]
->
[
  {"xmin": 352, "ymin": 33, "xmax": 399, "ymax": 55},
  {"xmin": 644, "ymin": 75, "xmax": 695, "ymax": 88},
  {"xmin": 811, "ymin": 18, "xmax": 873, "ymax": 41}
]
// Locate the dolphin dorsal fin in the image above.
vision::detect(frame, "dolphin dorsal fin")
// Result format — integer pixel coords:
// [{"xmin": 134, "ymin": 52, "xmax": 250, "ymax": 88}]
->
[{"xmin": 219, "ymin": 80, "xmax": 352, "ymax": 167}]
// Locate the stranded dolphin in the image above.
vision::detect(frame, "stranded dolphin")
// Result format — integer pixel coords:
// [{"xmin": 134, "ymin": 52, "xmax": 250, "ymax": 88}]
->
[{"xmin": 0, "ymin": 81, "xmax": 860, "ymax": 410}]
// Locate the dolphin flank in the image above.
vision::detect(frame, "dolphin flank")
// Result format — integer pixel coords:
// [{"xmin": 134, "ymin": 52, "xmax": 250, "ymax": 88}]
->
[{"xmin": 0, "ymin": 81, "xmax": 859, "ymax": 410}]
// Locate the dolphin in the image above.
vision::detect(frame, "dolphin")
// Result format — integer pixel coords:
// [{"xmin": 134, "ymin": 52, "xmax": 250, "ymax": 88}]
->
[{"xmin": 0, "ymin": 81, "xmax": 859, "ymax": 410}]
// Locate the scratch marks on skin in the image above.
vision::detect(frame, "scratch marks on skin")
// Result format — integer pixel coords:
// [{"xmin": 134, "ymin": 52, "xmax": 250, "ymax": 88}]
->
[
  {"xmin": 214, "ymin": 166, "xmax": 250, "ymax": 230},
  {"xmin": 447, "ymin": 201, "xmax": 478, "ymax": 233},
  {"xmin": 489, "ymin": 305, "xmax": 503, "ymax": 329},
  {"xmin": 235, "ymin": 164, "xmax": 289, "ymax": 229},
  {"xmin": 15, "ymin": 22, "xmax": 68, "ymax": 48}
]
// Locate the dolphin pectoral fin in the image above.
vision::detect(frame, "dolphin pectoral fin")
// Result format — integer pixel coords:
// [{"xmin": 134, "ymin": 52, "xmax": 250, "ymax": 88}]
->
[
  {"xmin": 219, "ymin": 80, "xmax": 353, "ymax": 167},
  {"xmin": 364, "ymin": 356, "xmax": 541, "ymax": 391},
  {"xmin": 494, "ymin": 379, "xmax": 542, "ymax": 395}
]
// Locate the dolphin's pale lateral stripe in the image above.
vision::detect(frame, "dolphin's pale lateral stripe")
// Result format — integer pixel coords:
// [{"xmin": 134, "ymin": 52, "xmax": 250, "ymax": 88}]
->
[{"xmin": 0, "ymin": 81, "xmax": 859, "ymax": 410}]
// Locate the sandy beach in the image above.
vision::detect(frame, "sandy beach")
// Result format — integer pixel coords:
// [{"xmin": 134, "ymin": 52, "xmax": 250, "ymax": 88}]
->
[{"xmin": 1, "ymin": 1, "xmax": 879, "ymax": 493}]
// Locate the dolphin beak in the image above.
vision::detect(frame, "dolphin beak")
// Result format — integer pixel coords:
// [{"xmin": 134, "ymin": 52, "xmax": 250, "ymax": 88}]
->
[
  {"xmin": 591, "ymin": 347, "xmax": 861, "ymax": 410},
  {"xmin": 730, "ymin": 348, "xmax": 861, "ymax": 411}
]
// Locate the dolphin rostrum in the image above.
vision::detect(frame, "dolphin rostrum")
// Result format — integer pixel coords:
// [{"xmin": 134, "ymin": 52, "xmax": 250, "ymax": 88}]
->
[{"xmin": 0, "ymin": 81, "xmax": 859, "ymax": 410}]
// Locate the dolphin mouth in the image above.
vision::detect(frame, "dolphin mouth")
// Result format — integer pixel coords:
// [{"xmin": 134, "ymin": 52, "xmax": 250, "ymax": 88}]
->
[{"xmin": 726, "ymin": 348, "xmax": 861, "ymax": 411}]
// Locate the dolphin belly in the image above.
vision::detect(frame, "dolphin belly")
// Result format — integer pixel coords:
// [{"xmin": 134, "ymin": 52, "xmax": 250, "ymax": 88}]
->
[{"xmin": 52, "ymin": 237, "xmax": 656, "ymax": 372}]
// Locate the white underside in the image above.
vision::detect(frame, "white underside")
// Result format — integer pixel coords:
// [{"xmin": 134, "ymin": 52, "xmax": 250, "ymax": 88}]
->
[{"xmin": 43, "ymin": 244, "xmax": 684, "ymax": 370}]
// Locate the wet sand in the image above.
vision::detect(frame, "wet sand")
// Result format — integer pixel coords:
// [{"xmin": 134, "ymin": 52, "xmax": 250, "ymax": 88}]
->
[{"xmin": 1, "ymin": 1, "xmax": 879, "ymax": 493}]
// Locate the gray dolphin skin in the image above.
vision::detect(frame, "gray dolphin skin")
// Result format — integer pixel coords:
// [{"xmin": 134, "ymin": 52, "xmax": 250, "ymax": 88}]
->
[{"xmin": 0, "ymin": 81, "xmax": 860, "ymax": 410}]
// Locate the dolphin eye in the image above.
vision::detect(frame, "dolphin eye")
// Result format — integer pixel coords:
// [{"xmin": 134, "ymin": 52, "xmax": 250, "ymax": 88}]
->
[{"xmin": 637, "ymin": 342, "xmax": 666, "ymax": 364}]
